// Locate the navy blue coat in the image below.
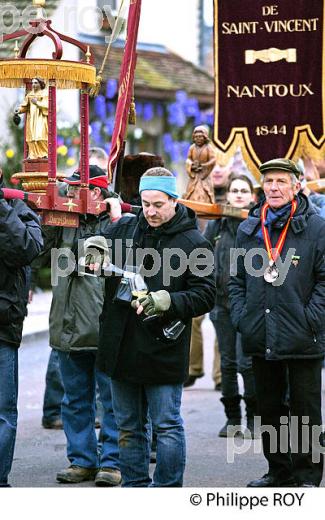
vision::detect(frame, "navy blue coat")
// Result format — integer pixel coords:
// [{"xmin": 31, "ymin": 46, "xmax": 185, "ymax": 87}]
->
[
  {"xmin": 0, "ymin": 196, "xmax": 43, "ymax": 346},
  {"xmin": 228, "ymin": 195, "xmax": 325, "ymax": 360}
]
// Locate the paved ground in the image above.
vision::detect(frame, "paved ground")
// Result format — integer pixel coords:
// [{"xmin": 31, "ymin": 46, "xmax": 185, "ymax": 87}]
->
[{"xmin": 7, "ymin": 292, "xmax": 324, "ymax": 488}]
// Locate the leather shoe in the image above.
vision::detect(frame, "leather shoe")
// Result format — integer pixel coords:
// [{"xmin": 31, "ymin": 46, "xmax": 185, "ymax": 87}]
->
[
  {"xmin": 56, "ymin": 465, "xmax": 97, "ymax": 483},
  {"xmin": 218, "ymin": 419, "xmax": 242, "ymax": 438},
  {"xmin": 300, "ymin": 482, "xmax": 317, "ymax": 487},
  {"xmin": 183, "ymin": 373, "xmax": 204, "ymax": 388},
  {"xmin": 42, "ymin": 418, "xmax": 63, "ymax": 430},
  {"xmin": 247, "ymin": 474, "xmax": 297, "ymax": 487},
  {"xmin": 95, "ymin": 468, "xmax": 122, "ymax": 487}
]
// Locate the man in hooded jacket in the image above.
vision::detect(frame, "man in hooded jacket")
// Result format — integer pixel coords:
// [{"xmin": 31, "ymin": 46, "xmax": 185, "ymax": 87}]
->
[{"xmin": 95, "ymin": 167, "xmax": 215, "ymax": 487}]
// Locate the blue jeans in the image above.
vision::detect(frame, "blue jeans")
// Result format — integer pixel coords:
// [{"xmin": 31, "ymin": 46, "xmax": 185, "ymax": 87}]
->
[
  {"xmin": 0, "ymin": 344, "xmax": 18, "ymax": 486},
  {"xmin": 57, "ymin": 351, "xmax": 119, "ymax": 469},
  {"xmin": 43, "ymin": 350, "xmax": 104, "ymax": 424},
  {"xmin": 43, "ymin": 349, "xmax": 63, "ymax": 422},
  {"xmin": 111, "ymin": 380, "xmax": 185, "ymax": 487}
]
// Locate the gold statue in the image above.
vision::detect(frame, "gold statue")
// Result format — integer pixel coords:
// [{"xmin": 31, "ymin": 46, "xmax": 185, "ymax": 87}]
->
[
  {"xmin": 15, "ymin": 77, "xmax": 48, "ymax": 159},
  {"xmin": 184, "ymin": 125, "xmax": 216, "ymax": 203}
]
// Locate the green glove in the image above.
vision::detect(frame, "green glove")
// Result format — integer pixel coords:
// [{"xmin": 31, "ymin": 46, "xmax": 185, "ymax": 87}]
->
[
  {"xmin": 83, "ymin": 236, "xmax": 110, "ymax": 270},
  {"xmin": 132, "ymin": 290, "xmax": 171, "ymax": 316}
]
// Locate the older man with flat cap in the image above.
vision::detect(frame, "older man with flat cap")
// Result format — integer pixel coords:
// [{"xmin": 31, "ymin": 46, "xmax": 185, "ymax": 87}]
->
[{"xmin": 229, "ymin": 158, "xmax": 325, "ymax": 487}]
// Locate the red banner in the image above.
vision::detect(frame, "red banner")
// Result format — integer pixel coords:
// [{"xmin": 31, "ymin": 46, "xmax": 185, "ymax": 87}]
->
[
  {"xmin": 213, "ymin": 0, "xmax": 325, "ymax": 179},
  {"xmin": 108, "ymin": 0, "xmax": 142, "ymax": 182}
]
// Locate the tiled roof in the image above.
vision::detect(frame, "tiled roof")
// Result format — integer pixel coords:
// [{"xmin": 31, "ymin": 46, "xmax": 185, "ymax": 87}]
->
[
  {"xmin": 91, "ymin": 44, "xmax": 214, "ymax": 104},
  {"xmin": 0, "ymin": 0, "xmax": 59, "ymax": 59}
]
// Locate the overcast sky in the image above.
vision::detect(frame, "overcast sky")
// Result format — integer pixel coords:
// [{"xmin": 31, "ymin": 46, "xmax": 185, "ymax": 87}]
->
[{"xmin": 204, "ymin": 0, "xmax": 213, "ymax": 26}]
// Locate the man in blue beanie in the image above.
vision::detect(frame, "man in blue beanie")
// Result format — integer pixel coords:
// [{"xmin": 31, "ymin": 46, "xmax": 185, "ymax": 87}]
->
[{"xmin": 93, "ymin": 166, "xmax": 215, "ymax": 487}]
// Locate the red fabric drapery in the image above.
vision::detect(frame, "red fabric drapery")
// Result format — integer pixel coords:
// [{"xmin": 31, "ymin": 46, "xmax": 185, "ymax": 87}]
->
[{"xmin": 108, "ymin": 0, "xmax": 142, "ymax": 183}]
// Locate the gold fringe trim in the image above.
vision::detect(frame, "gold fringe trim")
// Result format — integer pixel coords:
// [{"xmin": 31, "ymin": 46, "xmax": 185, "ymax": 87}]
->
[
  {"xmin": 213, "ymin": 126, "xmax": 325, "ymax": 185},
  {"xmin": 0, "ymin": 60, "xmax": 96, "ymax": 88},
  {"xmin": 89, "ymin": 74, "xmax": 102, "ymax": 98},
  {"xmin": 128, "ymin": 97, "xmax": 136, "ymax": 125},
  {"xmin": 289, "ymin": 126, "xmax": 325, "ymax": 164},
  {"xmin": 12, "ymin": 171, "xmax": 66, "ymax": 193}
]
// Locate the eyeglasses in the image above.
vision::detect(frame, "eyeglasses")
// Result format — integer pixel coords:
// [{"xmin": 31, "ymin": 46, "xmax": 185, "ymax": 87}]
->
[{"xmin": 229, "ymin": 189, "xmax": 251, "ymax": 194}]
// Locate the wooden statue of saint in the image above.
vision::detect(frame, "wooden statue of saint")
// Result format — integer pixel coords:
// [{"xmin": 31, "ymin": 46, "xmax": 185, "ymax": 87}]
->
[{"xmin": 184, "ymin": 125, "xmax": 216, "ymax": 204}]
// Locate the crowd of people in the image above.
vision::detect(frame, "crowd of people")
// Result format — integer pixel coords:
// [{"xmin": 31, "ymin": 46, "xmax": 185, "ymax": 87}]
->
[{"xmin": 0, "ymin": 146, "xmax": 325, "ymax": 489}]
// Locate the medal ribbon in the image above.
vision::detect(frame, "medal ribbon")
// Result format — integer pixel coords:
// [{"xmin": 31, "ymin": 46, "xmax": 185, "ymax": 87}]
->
[{"xmin": 261, "ymin": 199, "xmax": 297, "ymax": 264}]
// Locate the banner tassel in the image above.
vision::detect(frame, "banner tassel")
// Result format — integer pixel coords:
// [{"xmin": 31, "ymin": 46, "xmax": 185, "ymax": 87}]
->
[{"xmin": 128, "ymin": 96, "xmax": 136, "ymax": 125}]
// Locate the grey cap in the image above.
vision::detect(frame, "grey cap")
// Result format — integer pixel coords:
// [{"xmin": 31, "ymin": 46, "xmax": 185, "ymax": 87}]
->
[{"xmin": 259, "ymin": 158, "xmax": 300, "ymax": 178}]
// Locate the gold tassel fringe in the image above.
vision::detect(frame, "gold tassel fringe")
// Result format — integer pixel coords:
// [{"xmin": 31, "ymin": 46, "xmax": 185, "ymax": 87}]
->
[
  {"xmin": 89, "ymin": 74, "xmax": 103, "ymax": 98},
  {"xmin": 0, "ymin": 60, "xmax": 96, "ymax": 89},
  {"xmin": 128, "ymin": 96, "xmax": 136, "ymax": 125}
]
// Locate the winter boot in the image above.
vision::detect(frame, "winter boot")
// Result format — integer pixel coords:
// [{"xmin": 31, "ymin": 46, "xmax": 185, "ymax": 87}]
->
[
  {"xmin": 243, "ymin": 396, "xmax": 260, "ymax": 439},
  {"xmin": 218, "ymin": 395, "xmax": 242, "ymax": 438}
]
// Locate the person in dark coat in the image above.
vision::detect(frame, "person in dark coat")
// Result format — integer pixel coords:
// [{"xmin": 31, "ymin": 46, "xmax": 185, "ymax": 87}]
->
[
  {"xmin": 33, "ymin": 166, "xmax": 121, "ymax": 487},
  {"xmin": 0, "ymin": 169, "xmax": 43, "ymax": 487},
  {"xmin": 93, "ymin": 167, "xmax": 215, "ymax": 487},
  {"xmin": 229, "ymin": 158, "xmax": 325, "ymax": 488},
  {"xmin": 205, "ymin": 174, "xmax": 257, "ymax": 438}
]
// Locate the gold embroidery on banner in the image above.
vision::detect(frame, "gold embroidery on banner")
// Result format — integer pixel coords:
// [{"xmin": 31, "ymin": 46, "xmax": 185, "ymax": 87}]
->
[
  {"xmin": 213, "ymin": 0, "xmax": 325, "ymax": 182},
  {"xmin": 245, "ymin": 48, "xmax": 297, "ymax": 64}
]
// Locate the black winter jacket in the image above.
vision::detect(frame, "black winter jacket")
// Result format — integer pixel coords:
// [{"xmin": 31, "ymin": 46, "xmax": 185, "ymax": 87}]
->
[
  {"xmin": 205, "ymin": 217, "xmax": 241, "ymax": 309},
  {"xmin": 0, "ymin": 195, "xmax": 43, "ymax": 347},
  {"xmin": 228, "ymin": 194, "xmax": 325, "ymax": 360},
  {"xmin": 97, "ymin": 204, "xmax": 216, "ymax": 384}
]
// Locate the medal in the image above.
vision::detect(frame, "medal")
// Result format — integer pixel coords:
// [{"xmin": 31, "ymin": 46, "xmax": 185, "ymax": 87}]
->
[
  {"xmin": 261, "ymin": 200, "xmax": 297, "ymax": 284},
  {"xmin": 264, "ymin": 261, "xmax": 279, "ymax": 283}
]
